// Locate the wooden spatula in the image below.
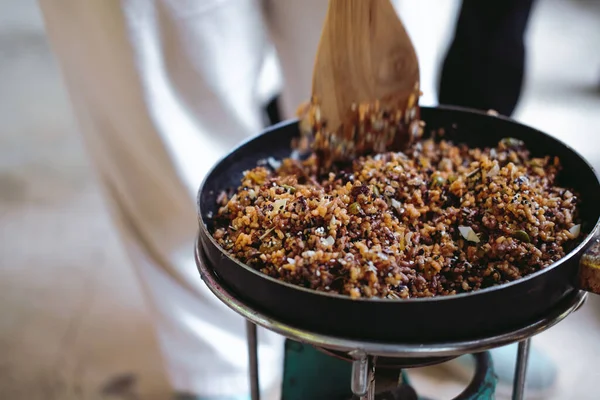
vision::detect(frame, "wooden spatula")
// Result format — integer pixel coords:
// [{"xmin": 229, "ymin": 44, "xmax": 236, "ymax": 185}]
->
[{"xmin": 298, "ymin": 0, "xmax": 421, "ymax": 167}]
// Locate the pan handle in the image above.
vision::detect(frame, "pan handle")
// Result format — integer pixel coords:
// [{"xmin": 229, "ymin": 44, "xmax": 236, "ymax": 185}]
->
[{"xmin": 578, "ymin": 237, "xmax": 600, "ymax": 295}]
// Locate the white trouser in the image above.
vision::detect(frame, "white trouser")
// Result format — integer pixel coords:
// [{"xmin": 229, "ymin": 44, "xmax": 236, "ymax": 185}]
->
[{"xmin": 37, "ymin": 0, "xmax": 453, "ymax": 396}]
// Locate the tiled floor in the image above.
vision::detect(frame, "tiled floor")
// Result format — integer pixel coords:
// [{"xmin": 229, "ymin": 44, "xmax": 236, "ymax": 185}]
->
[{"xmin": 0, "ymin": 0, "xmax": 599, "ymax": 399}]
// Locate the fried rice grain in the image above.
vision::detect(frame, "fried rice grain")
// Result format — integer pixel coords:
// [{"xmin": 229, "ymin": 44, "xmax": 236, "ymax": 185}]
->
[{"xmin": 212, "ymin": 136, "xmax": 583, "ymax": 299}]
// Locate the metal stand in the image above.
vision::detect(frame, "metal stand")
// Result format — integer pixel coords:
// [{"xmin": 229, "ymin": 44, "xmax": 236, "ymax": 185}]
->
[
  {"xmin": 246, "ymin": 320, "xmax": 260, "ymax": 400},
  {"xmin": 197, "ymin": 245, "xmax": 586, "ymax": 400},
  {"xmin": 328, "ymin": 352, "xmax": 497, "ymax": 400},
  {"xmin": 512, "ymin": 339, "xmax": 531, "ymax": 400},
  {"xmin": 350, "ymin": 352, "xmax": 370, "ymax": 397},
  {"xmin": 364, "ymin": 362, "xmax": 375, "ymax": 400},
  {"xmin": 248, "ymin": 329, "xmax": 529, "ymax": 400}
]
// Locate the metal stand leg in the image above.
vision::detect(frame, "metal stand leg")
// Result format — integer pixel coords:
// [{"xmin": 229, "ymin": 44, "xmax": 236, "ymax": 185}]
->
[
  {"xmin": 362, "ymin": 362, "xmax": 375, "ymax": 400},
  {"xmin": 246, "ymin": 320, "xmax": 260, "ymax": 400},
  {"xmin": 512, "ymin": 338, "xmax": 531, "ymax": 400},
  {"xmin": 351, "ymin": 352, "xmax": 369, "ymax": 397},
  {"xmin": 350, "ymin": 352, "xmax": 376, "ymax": 400}
]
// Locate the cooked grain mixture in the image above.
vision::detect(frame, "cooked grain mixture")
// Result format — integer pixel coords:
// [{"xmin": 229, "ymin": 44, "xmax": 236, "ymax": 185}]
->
[{"xmin": 212, "ymin": 136, "xmax": 583, "ymax": 299}]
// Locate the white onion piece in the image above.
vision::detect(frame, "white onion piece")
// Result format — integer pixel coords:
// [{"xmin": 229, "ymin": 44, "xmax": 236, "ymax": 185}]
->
[
  {"xmin": 321, "ymin": 236, "xmax": 335, "ymax": 246},
  {"xmin": 367, "ymin": 261, "xmax": 377, "ymax": 273},
  {"xmin": 405, "ymin": 231, "xmax": 414, "ymax": 246},
  {"xmin": 267, "ymin": 157, "xmax": 282, "ymax": 170},
  {"xmin": 459, "ymin": 226, "xmax": 480, "ymax": 243},
  {"xmin": 391, "ymin": 198, "xmax": 403, "ymax": 213},
  {"xmin": 569, "ymin": 224, "xmax": 581, "ymax": 238},
  {"xmin": 487, "ymin": 163, "xmax": 500, "ymax": 177},
  {"xmin": 329, "ymin": 216, "xmax": 338, "ymax": 231},
  {"xmin": 273, "ymin": 198, "xmax": 288, "ymax": 213}
]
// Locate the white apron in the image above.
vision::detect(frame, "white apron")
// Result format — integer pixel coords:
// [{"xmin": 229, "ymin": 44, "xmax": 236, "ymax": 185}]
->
[{"xmin": 37, "ymin": 0, "xmax": 448, "ymax": 395}]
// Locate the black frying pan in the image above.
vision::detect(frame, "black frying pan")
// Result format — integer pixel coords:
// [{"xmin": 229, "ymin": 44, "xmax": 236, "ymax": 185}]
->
[{"xmin": 197, "ymin": 106, "xmax": 600, "ymax": 343}]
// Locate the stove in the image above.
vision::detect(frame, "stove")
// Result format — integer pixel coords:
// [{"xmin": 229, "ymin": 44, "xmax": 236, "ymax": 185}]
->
[
  {"xmin": 281, "ymin": 341, "xmax": 495, "ymax": 400},
  {"xmin": 196, "ymin": 246, "xmax": 587, "ymax": 400}
]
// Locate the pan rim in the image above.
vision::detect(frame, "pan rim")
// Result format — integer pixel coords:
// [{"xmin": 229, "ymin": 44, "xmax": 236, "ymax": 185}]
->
[{"xmin": 197, "ymin": 105, "xmax": 600, "ymax": 303}]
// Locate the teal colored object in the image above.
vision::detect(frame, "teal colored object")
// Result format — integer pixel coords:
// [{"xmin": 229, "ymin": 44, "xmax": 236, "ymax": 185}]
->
[
  {"xmin": 282, "ymin": 340, "xmax": 352, "ymax": 400},
  {"xmin": 281, "ymin": 340, "xmax": 497, "ymax": 400},
  {"xmin": 175, "ymin": 395, "xmax": 250, "ymax": 400}
]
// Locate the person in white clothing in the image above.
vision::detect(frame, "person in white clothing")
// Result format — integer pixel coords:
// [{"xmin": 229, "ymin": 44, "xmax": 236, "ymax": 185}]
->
[{"xmin": 37, "ymin": 0, "xmax": 555, "ymax": 399}]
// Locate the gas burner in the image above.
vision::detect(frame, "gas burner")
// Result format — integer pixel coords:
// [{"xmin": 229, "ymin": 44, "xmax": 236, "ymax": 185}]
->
[
  {"xmin": 282, "ymin": 341, "xmax": 494, "ymax": 400},
  {"xmin": 196, "ymin": 245, "xmax": 587, "ymax": 400}
]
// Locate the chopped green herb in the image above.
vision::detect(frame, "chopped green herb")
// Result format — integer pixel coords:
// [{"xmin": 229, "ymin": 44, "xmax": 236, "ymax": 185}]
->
[
  {"xmin": 500, "ymin": 137, "xmax": 525, "ymax": 148},
  {"xmin": 431, "ymin": 175, "xmax": 446, "ymax": 187},
  {"xmin": 281, "ymin": 184, "xmax": 296, "ymax": 193},
  {"xmin": 349, "ymin": 202, "xmax": 362, "ymax": 215},
  {"xmin": 513, "ymin": 230, "xmax": 531, "ymax": 243}
]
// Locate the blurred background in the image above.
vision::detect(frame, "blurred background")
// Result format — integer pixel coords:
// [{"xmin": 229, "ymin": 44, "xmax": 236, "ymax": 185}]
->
[{"xmin": 1, "ymin": 0, "xmax": 599, "ymax": 399}]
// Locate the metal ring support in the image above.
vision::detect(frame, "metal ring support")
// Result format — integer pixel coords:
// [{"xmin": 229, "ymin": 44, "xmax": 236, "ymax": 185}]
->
[{"xmin": 196, "ymin": 241, "xmax": 586, "ymax": 358}]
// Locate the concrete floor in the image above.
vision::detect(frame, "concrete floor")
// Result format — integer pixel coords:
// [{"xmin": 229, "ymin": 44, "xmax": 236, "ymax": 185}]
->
[{"xmin": 0, "ymin": 0, "xmax": 599, "ymax": 399}]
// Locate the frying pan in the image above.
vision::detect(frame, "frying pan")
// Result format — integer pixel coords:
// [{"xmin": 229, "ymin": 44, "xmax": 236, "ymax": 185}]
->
[{"xmin": 197, "ymin": 106, "xmax": 600, "ymax": 343}]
